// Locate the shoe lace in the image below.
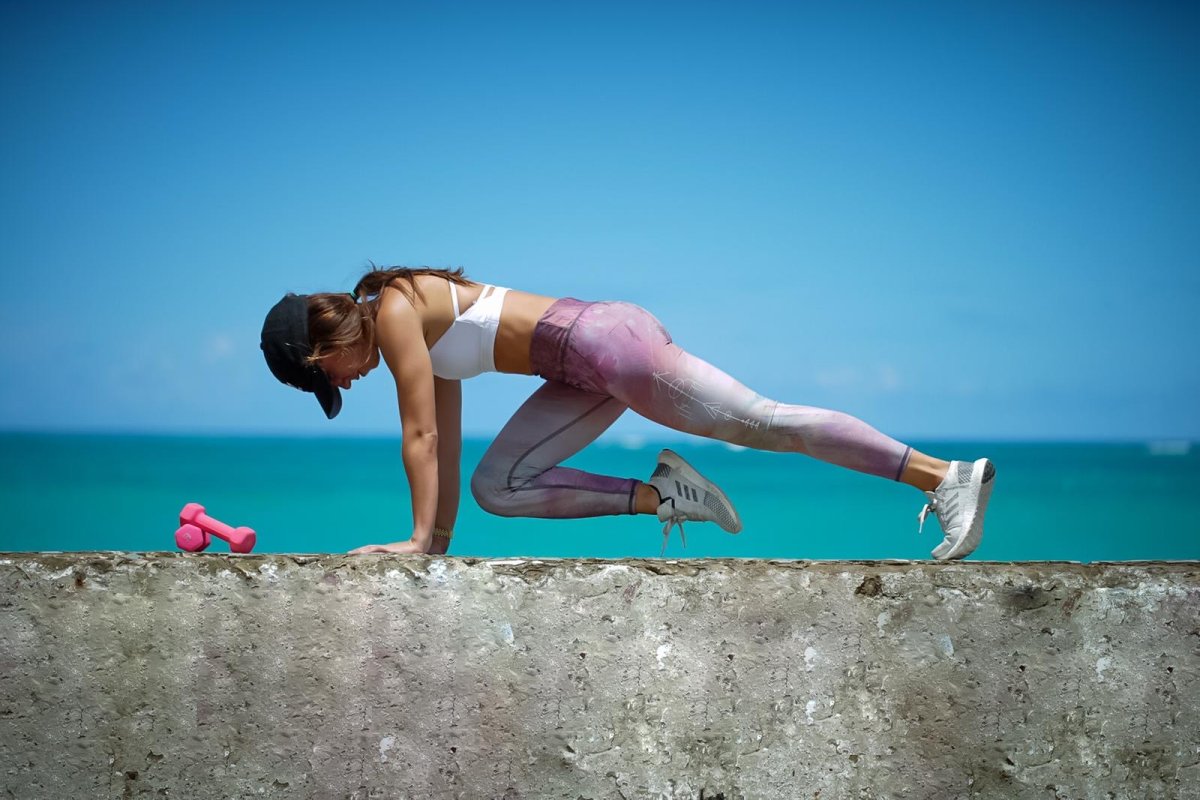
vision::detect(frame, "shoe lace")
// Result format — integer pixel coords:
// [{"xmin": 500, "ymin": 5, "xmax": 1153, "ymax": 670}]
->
[
  {"xmin": 917, "ymin": 491, "xmax": 939, "ymax": 534},
  {"xmin": 660, "ymin": 506, "xmax": 688, "ymax": 556}
]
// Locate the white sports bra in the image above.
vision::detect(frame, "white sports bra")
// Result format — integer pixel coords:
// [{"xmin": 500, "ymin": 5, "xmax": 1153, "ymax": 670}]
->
[{"xmin": 427, "ymin": 281, "xmax": 510, "ymax": 380}]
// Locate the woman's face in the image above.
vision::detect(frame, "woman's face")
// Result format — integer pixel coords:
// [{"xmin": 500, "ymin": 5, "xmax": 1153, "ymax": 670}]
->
[{"xmin": 319, "ymin": 342, "xmax": 381, "ymax": 391}]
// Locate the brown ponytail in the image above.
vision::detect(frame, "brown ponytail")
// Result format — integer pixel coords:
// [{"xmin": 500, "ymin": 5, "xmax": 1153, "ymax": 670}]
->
[{"xmin": 303, "ymin": 265, "xmax": 472, "ymax": 367}]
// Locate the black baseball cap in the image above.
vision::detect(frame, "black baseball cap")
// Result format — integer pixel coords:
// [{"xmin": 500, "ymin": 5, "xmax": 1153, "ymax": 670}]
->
[{"xmin": 260, "ymin": 293, "xmax": 342, "ymax": 419}]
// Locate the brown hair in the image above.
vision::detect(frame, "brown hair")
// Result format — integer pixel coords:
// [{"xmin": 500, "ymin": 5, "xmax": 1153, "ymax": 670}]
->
[{"xmin": 303, "ymin": 266, "xmax": 472, "ymax": 367}]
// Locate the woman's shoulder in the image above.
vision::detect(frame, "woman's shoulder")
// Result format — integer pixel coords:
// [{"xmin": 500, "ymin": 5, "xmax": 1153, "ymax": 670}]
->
[
  {"xmin": 376, "ymin": 273, "xmax": 482, "ymax": 341},
  {"xmin": 378, "ymin": 273, "xmax": 459, "ymax": 308}
]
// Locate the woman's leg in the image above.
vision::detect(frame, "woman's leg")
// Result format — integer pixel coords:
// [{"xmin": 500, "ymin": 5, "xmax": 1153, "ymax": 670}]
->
[
  {"xmin": 566, "ymin": 302, "xmax": 939, "ymax": 486},
  {"xmin": 470, "ymin": 380, "xmax": 638, "ymax": 518}
]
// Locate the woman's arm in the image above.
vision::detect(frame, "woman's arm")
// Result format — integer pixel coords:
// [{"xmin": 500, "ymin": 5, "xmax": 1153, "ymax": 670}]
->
[
  {"xmin": 351, "ymin": 298, "xmax": 439, "ymax": 554},
  {"xmin": 429, "ymin": 377, "xmax": 462, "ymax": 555}
]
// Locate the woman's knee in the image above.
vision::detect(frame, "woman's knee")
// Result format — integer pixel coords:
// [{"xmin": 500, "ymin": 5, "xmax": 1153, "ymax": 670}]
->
[
  {"xmin": 470, "ymin": 463, "xmax": 521, "ymax": 517},
  {"xmin": 469, "ymin": 465, "xmax": 501, "ymax": 513}
]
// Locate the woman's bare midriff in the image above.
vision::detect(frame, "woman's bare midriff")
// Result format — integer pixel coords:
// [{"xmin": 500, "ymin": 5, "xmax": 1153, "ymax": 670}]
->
[{"xmin": 385, "ymin": 274, "xmax": 557, "ymax": 376}]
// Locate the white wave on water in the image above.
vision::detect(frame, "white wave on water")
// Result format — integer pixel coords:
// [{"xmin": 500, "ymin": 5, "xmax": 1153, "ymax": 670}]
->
[{"xmin": 1146, "ymin": 440, "xmax": 1192, "ymax": 456}]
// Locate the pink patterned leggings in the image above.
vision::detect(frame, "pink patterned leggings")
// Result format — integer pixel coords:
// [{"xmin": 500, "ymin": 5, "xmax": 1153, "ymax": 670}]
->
[{"xmin": 470, "ymin": 299, "xmax": 912, "ymax": 517}]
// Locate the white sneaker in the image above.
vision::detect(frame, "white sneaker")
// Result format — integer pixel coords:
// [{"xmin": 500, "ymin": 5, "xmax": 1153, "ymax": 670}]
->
[
  {"xmin": 648, "ymin": 448, "xmax": 742, "ymax": 555},
  {"xmin": 918, "ymin": 458, "xmax": 996, "ymax": 560}
]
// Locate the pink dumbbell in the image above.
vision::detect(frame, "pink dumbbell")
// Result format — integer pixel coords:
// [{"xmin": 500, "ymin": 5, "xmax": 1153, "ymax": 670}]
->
[
  {"xmin": 175, "ymin": 503, "xmax": 257, "ymax": 553},
  {"xmin": 174, "ymin": 522, "xmax": 211, "ymax": 552}
]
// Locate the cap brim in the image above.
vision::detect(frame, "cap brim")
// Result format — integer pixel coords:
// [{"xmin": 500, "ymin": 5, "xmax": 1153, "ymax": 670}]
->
[{"xmin": 313, "ymin": 373, "xmax": 342, "ymax": 419}]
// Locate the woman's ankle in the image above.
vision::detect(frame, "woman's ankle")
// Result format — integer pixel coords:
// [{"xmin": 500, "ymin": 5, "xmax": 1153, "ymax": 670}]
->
[
  {"xmin": 901, "ymin": 451, "xmax": 950, "ymax": 492},
  {"xmin": 635, "ymin": 482, "xmax": 662, "ymax": 515}
]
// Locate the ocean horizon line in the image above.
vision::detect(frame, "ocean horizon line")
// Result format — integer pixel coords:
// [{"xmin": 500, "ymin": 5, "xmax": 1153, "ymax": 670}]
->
[{"xmin": 0, "ymin": 427, "xmax": 1195, "ymax": 449}]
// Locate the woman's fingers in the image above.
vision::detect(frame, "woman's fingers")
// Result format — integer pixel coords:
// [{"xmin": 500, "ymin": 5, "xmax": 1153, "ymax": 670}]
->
[{"xmin": 349, "ymin": 542, "xmax": 417, "ymax": 554}]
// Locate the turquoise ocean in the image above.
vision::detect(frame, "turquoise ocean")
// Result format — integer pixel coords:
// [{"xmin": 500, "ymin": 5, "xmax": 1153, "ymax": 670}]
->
[{"xmin": 1, "ymin": 433, "xmax": 1196, "ymax": 561}]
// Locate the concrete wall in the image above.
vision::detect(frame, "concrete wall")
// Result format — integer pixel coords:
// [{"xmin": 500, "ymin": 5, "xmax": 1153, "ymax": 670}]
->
[{"xmin": 1, "ymin": 552, "xmax": 1197, "ymax": 800}]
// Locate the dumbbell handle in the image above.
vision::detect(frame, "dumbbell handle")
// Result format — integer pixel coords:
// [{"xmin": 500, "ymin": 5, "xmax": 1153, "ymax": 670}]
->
[{"xmin": 189, "ymin": 509, "xmax": 236, "ymax": 538}]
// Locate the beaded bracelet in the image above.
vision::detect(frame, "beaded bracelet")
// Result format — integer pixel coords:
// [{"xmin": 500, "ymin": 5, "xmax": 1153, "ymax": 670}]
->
[{"xmin": 432, "ymin": 527, "xmax": 453, "ymax": 540}]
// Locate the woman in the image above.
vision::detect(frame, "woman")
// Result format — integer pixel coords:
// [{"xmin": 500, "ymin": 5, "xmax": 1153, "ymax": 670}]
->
[{"xmin": 261, "ymin": 266, "xmax": 995, "ymax": 558}]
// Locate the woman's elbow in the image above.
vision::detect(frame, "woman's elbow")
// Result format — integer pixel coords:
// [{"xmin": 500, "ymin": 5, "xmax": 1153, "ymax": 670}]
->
[{"xmin": 403, "ymin": 430, "xmax": 439, "ymax": 452}]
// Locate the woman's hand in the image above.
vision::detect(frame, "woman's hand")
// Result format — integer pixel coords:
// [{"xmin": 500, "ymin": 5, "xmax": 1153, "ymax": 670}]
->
[{"xmin": 348, "ymin": 539, "xmax": 428, "ymax": 555}]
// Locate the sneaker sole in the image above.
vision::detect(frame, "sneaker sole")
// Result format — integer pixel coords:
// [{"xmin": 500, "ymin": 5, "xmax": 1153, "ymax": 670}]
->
[
  {"xmin": 934, "ymin": 458, "xmax": 995, "ymax": 560},
  {"xmin": 657, "ymin": 448, "xmax": 743, "ymax": 533}
]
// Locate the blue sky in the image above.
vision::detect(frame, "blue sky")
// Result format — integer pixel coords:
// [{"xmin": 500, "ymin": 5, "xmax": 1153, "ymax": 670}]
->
[{"xmin": 1, "ymin": 1, "xmax": 1196, "ymax": 441}]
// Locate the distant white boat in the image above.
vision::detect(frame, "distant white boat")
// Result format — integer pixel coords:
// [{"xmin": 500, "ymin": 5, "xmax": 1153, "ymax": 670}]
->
[{"xmin": 1147, "ymin": 440, "xmax": 1192, "ymax": 456}]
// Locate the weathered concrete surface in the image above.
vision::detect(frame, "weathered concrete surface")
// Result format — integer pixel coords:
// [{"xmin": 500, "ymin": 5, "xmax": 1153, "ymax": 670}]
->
[{"xmin": 0, "ymin": 553, "xmax": 1197, "ymax": 800}]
